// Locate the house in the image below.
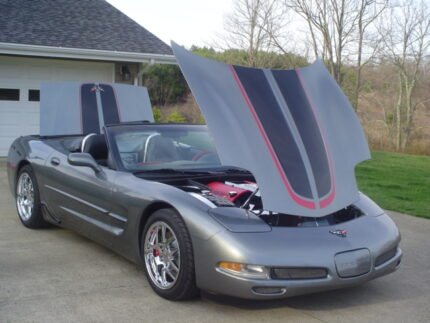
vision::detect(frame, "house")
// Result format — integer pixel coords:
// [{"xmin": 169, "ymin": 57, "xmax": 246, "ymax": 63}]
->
[{"xmin": 0, "ymin": 0, "xmax": 175, "ymax": 156}]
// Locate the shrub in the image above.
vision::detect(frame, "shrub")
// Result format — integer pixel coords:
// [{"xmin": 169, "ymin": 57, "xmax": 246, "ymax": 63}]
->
[
  {"xmin": 166, "ymin": 110, "xmax": 187, "ymax": 123},
  {"xmin": 152, "ymin": 107, "xmax": 162, "ymax": 123}
]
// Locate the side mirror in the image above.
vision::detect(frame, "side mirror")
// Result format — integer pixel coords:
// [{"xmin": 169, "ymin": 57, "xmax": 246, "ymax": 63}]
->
[{"xmin": 68, "ymin": 153, "xmax": 102, "ymax": 174}]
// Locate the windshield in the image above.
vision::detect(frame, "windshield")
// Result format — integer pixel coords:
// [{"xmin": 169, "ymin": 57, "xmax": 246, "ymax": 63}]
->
[{"xmin": 108, "ymin": 124, "xmax": 222, "ymax": 172}]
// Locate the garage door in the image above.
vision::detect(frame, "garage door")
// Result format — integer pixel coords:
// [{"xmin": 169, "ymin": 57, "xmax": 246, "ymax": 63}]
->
[{"xmin": 0, "ymin": 56, "xmax": 114, "ymax": 156}]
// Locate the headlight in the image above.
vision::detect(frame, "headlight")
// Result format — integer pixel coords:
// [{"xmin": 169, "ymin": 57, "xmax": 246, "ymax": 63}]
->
[{"xmin": 217, "ymin": 262, "xmax": 270, "ymax": 279}]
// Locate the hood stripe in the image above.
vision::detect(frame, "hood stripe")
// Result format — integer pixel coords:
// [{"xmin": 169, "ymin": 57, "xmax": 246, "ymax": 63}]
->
[
  {"xmin": 264, "ymin": 69, "xmax": 320, "ymax": 206},
  {"xmin": 272, "ymin": 69, "xmax": 332, "ymax": 199},
  {"xmin": 230, "ymin": 65, "xmax": 316, "ymax": 209}
]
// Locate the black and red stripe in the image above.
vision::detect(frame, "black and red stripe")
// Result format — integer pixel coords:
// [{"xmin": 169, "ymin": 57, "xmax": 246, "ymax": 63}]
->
[
  {"xmin": 272, "ymin": 69, "xmax": 331, "ymax": 198},
  {"xmin": 231, "ymin": 65, "xmax": 334, "ymax": 208},
  {"xmin": 80, "ymin": 83, "xmax": 100, "ymax": 134},
  {"xmin": 80, "ymin": 83, "xmax": 121, "ymax": 134}
]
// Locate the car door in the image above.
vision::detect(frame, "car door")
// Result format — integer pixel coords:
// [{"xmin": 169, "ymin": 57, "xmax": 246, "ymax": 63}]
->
[{"xmin": 42, "ymin": 150, "xmax": 118, "ymax": 246}]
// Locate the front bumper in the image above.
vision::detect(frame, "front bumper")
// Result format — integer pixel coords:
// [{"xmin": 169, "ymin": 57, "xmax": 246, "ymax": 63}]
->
[
  {"xmin": 193, "ymin": 213, "xmax": 401, "ymax": 299},
  {"xmin": 210, "ymin": 248, "xmax": 401, "ymax": 299}
]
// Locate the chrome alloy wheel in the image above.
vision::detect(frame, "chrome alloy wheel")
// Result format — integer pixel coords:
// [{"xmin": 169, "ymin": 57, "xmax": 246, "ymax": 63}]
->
[
  {"xmin": 16, "ymin": 172, "xmax": 34, "ymax": 221},
  {"xmin": 144, "ymin": 221, "xmax": 181, "ymax": 289}
]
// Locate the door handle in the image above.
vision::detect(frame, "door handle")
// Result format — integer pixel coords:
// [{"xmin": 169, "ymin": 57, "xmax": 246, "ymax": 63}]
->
[{"xmin": 50, "ymin": 157, "xmax": 60, "ymax": 166}]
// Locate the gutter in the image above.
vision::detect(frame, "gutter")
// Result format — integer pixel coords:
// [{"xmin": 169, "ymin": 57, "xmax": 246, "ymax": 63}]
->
[{"xmin": 0, "ymin": 42, "xmax": 177, "ymax": 64}]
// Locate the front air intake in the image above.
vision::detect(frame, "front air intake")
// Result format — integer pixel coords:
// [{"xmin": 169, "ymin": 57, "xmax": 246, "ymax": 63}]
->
[{"xmin": 271, "ymin": 267, "xmax": 328, "ymax": 280}]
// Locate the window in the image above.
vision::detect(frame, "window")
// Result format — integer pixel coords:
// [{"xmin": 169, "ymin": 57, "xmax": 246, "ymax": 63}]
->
[
  {"xmin": 0, "ymin": 89, "xmax": 19, "ymax": 101},
  {"xmin": 28, "ymin": 89, "xmax": 40, "ymax": 102}
]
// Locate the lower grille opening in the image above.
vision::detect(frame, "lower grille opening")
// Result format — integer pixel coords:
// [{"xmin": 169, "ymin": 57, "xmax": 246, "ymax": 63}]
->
[{"xmin": 271, "ymin": 267, "xmax": 328, "ymax": 280}]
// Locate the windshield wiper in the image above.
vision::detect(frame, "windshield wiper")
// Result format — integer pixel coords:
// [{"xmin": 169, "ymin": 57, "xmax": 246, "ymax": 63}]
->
[
  {"xmin": 133, "ymin": 166, "xmax": 251, "ymax": 176},
  {"xmin": 134, "ymin": 168, "xmax": 216, "ymax": 175},
  {"xmin": 214, "ymin": 167, "xmax": 251, "ymax": 174}
]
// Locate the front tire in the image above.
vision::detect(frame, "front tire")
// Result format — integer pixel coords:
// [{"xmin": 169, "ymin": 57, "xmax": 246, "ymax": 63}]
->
[
  {"xmin": 16, "ymin": 165, "xmax": 47, "ymax": 228},
  {"xmin": 141, "ymin": 208, "xmax": 199, "ymax": 300}
]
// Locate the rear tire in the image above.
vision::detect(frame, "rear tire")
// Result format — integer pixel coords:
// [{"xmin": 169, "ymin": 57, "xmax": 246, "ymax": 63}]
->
[
  {"xmin": 141, "ymin": 208, "xmax": 199, "ymax": 300},
  {"xmin": 15, "ymin": 165, "xmax": 47, "ymax": 228}
]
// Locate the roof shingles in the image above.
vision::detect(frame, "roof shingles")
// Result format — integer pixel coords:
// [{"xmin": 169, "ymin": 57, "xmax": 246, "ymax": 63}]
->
[{"xmin": 0, "ymin": 0, "xmax": 172, "ymax": 55}]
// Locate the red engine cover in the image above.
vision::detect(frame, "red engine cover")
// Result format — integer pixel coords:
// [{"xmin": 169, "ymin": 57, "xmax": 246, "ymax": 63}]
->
[{"xmin": 207, "ymin": 182, "xmax": 251, "ymax": 203}]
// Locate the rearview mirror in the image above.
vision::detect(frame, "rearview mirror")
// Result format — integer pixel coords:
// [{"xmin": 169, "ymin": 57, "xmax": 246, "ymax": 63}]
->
[{"xmin": 68, "ymin": 153, "xmax": 102, "ymax": 173}]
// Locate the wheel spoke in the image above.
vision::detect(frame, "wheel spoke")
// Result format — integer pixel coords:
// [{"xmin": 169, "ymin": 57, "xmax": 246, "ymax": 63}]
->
[
  {"xmin": 165, "ymin": 267, "xmax": 176, "ymax": 280},
  {"xmin": 161, "ymin": 267, "xmax": 168, "ymax": 285},
  {"xmin": 170, "ymin": 242, "xmax": 179, "ymax": 255},
  {"xmin": 168, "ymin": 261, "xmax": 179, "ymax": 279},
  {"xmin": 149, "ymin": 256, "xmax": 158, "ymax": 275},
  {"xmin": 161, "ymin": 224, "xmax": 167, "ymax": 244},
  {"xmin": 154, "ymin": 226, "xmax": 159, "ymax": 245}
]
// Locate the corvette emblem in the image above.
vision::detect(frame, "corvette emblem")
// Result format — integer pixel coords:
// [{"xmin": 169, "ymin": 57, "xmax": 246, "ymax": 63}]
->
[
  {"xmin": 90, "ymin": 84, "xmax": 104, "ymax": 93},
  {"xmin": 329, "ymin": 229, "xmax": 348, "ymax": 238}
]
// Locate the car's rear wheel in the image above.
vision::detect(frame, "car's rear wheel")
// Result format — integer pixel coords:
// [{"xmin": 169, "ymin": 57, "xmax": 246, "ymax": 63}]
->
[
  {"xmin": 16, "ymin": 165, "xmax": 47, "ymax": 228},
  {"xmin": 141, "ymin": 208, "xmax": 199, "ymax": 300}
]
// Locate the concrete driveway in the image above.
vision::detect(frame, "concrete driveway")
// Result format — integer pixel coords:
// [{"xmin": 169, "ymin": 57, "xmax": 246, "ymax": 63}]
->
[{"xmin": 1, "ymin": 162, "xmax": 429, "ymax": 323}]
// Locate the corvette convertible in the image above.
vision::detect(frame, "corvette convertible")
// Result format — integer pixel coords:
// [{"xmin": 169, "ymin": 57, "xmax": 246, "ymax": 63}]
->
[{"xmin": 7, "ymin": 43, "xmax": 401, "ymax": 300}]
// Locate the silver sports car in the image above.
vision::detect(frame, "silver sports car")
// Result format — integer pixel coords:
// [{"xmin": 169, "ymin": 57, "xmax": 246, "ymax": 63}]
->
[{"xmin": 7, "ymin": 44, "xmax": 401, "ymax": 300}]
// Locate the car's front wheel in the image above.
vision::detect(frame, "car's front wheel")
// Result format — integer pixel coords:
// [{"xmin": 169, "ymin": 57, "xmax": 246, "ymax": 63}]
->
[
  {"xmin": 141, "ymin": 208, "xmax": 199, "ymax": 300},
  {"xmin": 16, "ymin": 165, "xmax": 47, "ymax": 228}
]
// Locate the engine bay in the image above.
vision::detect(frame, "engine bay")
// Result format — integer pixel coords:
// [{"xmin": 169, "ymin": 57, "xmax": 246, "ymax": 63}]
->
[{"xmin": 172, "ymin": 176, "xmax": 364, "ymax": 227}]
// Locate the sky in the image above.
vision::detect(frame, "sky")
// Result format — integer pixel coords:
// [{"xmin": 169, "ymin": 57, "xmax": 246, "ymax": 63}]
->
[{"xmin": 106, "ymin": 0, "xmax": 234, "ymax": 48}]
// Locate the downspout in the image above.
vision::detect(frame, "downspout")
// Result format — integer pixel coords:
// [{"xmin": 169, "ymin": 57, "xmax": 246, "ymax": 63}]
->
[{"xmin": 134, "ymin": 58, "xmax": 155, "ymax": 86}]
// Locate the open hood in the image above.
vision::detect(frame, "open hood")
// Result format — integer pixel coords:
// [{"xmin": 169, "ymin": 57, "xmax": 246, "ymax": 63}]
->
[
  {"xmin": 172, "ymin": 42, "xmax": 370, "ymax": 217},
  {"xmin": 40, "ymin": 82, "xmax": 154, "ymax": 136}
]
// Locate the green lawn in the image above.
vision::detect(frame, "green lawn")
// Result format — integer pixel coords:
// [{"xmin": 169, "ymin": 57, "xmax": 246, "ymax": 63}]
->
[{"xmin": 356, "ymin": 151, "xmax": 430, "ymax": 219}]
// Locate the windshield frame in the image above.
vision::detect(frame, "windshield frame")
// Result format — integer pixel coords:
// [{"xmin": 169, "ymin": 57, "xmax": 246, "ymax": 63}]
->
[{"xmin": 105, "ymin": 123, "xmax": 221, "ymax": 173}]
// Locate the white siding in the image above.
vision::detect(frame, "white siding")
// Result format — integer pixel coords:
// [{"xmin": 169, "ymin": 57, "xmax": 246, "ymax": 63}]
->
[{"xmin": 0, "ymin": 56, "xmax": 114, "ymax": 156}]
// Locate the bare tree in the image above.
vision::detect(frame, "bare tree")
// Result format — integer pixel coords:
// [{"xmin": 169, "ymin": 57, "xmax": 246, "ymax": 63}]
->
[
  {"xmin": 379, "ymin": 0, "xmax": 430, "ymax": 151},
  {"xmin": 222, "ymin": 0, "xmax": 282, "ymax": 67},
  {"xmin": 282, "ymin": 0, "xmax": 387, "ymax": 107},
  {"xmin": 286, "ymin": 0, "xmax": 360, "ymax": 84},
  {"xmin": 353, "ymin": 0, "xmax": 388, "ymax": 111}
]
